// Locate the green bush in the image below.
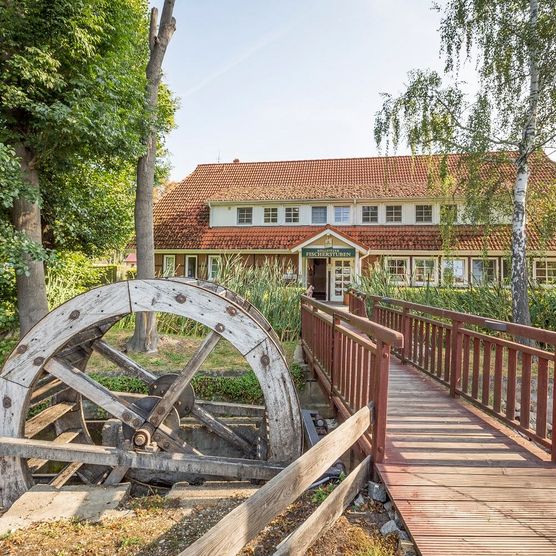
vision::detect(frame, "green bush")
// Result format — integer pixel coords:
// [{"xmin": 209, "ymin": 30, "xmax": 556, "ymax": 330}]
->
[{"xmin": 355, "ymin": 267, "xmax": 556, "ymax": 331}]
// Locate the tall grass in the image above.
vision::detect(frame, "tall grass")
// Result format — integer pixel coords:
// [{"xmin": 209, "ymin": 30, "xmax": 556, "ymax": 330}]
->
[
  {"xmin": 116, "ymin": 256, "xmax": 305, "ymax": 341},
  {"xmin": 355, "ymin": 267, "xmax": 556, "ymax": 331}
]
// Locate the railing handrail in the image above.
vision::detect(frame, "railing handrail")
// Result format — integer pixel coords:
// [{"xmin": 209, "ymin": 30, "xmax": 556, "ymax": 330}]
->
[
  {"xmin": 359, "ymin": 291, "xmax": 556, "ymax": 346},
  {"xmin": 301, "ymin": 295, "xmax": 404, "ymax": 348}
]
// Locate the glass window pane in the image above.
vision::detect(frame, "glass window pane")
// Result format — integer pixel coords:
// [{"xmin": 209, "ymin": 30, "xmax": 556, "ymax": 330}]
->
[
  {"xmin": 416, "ymin": 205, "xmax": 433, "ymax": 223},
  {"xmin": 263, "ymin": 207, "xmax": 278, "ymax": 223},
  {"xmin": 334, "ymin": 206, "xmax": 350, "ymax": 223},
  {"xmin": 285, "ymin": 207, "xmax": 300, "ymax": 223},
  {"xmin": 386, "ymin": 205, "xmax": 402, "ymax": 223},
  {"xmin": 311, "ymin": 206, "xmax": 327, "ymax": 224},
  {"xmin": 386, "ymin": 258, "xmax": 407, "ymax": 282},
  {"xmin": 237, "ymin": 207, "xmax": 253, "ymax": 224},
  {"xmin": 414, "ymin": 258, "xmax": 436, "ymax": 283},
  {"xmin": 362, "ymin": 205, "xmax": 378, "ymax": 223}
]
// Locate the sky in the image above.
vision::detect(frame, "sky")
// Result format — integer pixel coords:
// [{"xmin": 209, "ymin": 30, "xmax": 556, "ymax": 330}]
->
[{"xmin": 151, "ymin": 1, "xmax": 457, "ymax": 181}]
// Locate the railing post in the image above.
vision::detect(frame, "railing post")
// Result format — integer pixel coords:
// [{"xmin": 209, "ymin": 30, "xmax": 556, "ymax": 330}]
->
[
  {"xmin": 331, "ymin": 314, "xmax": 340, "ymax": 397},
  {"xmin": 372, "ymin": 340, "xmax": 390, "ymax": 464},
  {"xmin": 450, "ymin": 319, "xmax": 463, "ymax": 397},
  {"xmin": 401, "ymin": 307, "xmax": 410, "ymax": 364}
]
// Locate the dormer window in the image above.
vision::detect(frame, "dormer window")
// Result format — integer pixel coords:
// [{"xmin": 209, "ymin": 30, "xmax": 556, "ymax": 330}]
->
[
  {"xmin": 415, "ymin": 204, "xmax": 433, "ymax": 223},
  {"xmin": 264, "ymin": 207, "xmax": 278, "ymax": 224},
  {"xmin": 386, "ymin": 205, "xmax": 402, "ymax": 223},
  {"xmin": 237, "ymin": 207, "xmax": 253, "ymax": 224},
  {"xmin": 285, "ymin": 207, "xmax": 300, "ymax": 223},
  {"xmin": 334, "ymin": 206, "xmax": 350, "ymax": 223}
]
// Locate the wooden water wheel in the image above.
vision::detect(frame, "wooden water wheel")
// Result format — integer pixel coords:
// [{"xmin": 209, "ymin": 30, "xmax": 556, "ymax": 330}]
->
[{"xmin": 0, "ymin": 279, "xmax": 302, "ymax": 507}]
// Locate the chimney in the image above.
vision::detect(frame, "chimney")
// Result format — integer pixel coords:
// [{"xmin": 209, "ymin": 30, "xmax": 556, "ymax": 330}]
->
[{"xmin": 233, "ymin": 158, "xmax": 240, "ymax": 163}]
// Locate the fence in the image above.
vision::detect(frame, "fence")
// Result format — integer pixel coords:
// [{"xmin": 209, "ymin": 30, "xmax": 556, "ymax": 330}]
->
[
  {"xmin": 348, "ymin": 290, "xmax": 556, "ymax": 461},
  {"xmin": 300, "ymin": 295, "xmax": 403, "ymax": 463},
  {"xmin": 180, "ymin": 403, "xmax": 374, "ymax": 556}
]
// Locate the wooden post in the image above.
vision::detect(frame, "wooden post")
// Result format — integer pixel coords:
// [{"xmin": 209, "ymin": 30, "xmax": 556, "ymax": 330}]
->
[
  {"xmin": 450, "ymin": 319, "xmax": 463, "ymax": 398},
  {"xmin": 401, "ymin": 306, "xmax": 410, "ymax": 364},
  {"xmin": 371, "ymin": 340, "xmax": 390, "ymax": 464},
  {"xmin": 331, "ymin": 314, "xmax": 340, "ymax": 398}
]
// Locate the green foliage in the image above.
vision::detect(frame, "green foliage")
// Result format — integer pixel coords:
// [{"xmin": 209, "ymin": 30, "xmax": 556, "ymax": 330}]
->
[
  {"xmin": 88, "ymin": 373, "xmax": 148, "ymax": 394},
  {"xmin": 215, "ymin": 256, "xmax": 305, "ymax": 341},
  {"xmin": 311, "ymin": 482, "xmax": 336, "ymax": 504},
  {"xmin": 356, "ymin": 266, "xmax": 556, "ymax": 332}
]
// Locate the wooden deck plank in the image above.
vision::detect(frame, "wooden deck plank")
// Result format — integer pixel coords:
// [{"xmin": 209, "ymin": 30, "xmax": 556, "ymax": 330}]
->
[{"xmin": 376, "ymin": 357, "xmax": 556, "ymax": 556}]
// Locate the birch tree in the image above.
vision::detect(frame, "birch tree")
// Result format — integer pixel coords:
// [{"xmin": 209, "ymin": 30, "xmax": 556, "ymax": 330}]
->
[
  {"xmin": 128, "ymin": 0, "xmax": 176, "ymax": 353},
  {"xmin": 374, "ymin": 0, "xmax": 556, "ymax": 326}
]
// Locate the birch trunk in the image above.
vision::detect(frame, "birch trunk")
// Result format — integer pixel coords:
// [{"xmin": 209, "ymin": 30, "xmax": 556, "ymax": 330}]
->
[
  {"xmin": 510, "ymin": 0, "xmax": 538, "ymax": 328},
  {"xmin": 128, "ymin": 1, "xmax": 176, "ymax": 353},
  {"xmin": 11, "ymin": 144, "xmax": 49, "ymax": 335}
]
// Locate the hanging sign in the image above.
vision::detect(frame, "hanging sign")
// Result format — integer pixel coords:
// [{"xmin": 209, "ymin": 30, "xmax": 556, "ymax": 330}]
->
[{"xmin": 301, "ymin": 247, "xmax": 355, "ymax": 258}]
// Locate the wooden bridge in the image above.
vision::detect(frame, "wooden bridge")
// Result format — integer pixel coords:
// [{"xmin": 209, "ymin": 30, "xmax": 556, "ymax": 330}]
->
[{"xmin": 301, "ymin": 292, "xmax": 556, "ymax": 555}]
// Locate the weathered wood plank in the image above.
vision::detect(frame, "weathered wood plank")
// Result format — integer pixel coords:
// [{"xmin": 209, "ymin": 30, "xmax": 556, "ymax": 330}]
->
[
  {"xmin": 50, "ymin": 462, "xmax": 83, "ymax": 488},
  {"xmin": 274, "ymin": 456, "xmax": 370, "ymax": 556},
  {"xmin": 25, "ymin": 402, "xmax": 76, "ymax": 438},
  {"xmin": 27, "ymin": 430, "xmax": 80, "ymax": 472},
  {"xmin": 179, "ymin": 403, "xmax": 373, "ymax": 556},
  {"xmin": 0, "ymin": 437, "xmax": 284, "ymax": 481},
  {"xmin": 93, "ymin": 341, "xmax": 157, "ymax": 383}
]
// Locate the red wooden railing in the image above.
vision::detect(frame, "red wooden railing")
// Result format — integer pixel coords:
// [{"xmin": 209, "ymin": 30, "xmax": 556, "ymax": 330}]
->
[
  {"xmin": 300, "ymin": 295, "xmax": 403, "ymax": 463},
  {"xmin": 347, "ymin": 290, "xmax": 556, "ymax": 461}
]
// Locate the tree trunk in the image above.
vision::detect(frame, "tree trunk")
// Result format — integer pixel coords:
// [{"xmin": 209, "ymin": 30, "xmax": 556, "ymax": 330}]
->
[
  {"xmin": 128, "ymin": 1, "xmax": 176, "ymax": 353},
  {"xmin": 11, "ymin": 144, "xmax": 49, "ymax": 336},
  {"xmin": 510, "ymin": 0, "xmax": 539, "ymax": 328}
]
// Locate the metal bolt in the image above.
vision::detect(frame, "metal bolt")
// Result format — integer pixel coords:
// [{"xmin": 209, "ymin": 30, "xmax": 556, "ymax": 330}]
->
[
  {"xmin": 2, "ymin": 396, "xmax": 12, "ymax": 409},
  {"xmin": 175, "ymin": 294, "xmax": 187, "ymax": 304},
  {"xmin": 33, "ymin": 357, "xmax": 45, "ymax": 366},
  {"xmin": 226, "ymin": 306, "xmax": 238, "ymax": 316},
  {"xmin": 122, "ymin": 411, "xmax": 131, "ymax": 423},
  {"xmin": 260, "ymin": 354, "xmax": 270, "ymax": 367},
  {"xmin": 132, "ymin": 418, "xmax": 142, "ymax": 428},
  {"xmin": 16, "ymin": 344, "xmax": 27, "ymax": 354},
  {"xmin": 215, "ymin": 323, "xmax": 225, "ymax": 333},
  {"xmin": 156, "ymin": 406, "xmax": 166, "ymax": 415},
  {"xmin": 69, "ymin": 310, "xmax": 80, "ymax": 320}
]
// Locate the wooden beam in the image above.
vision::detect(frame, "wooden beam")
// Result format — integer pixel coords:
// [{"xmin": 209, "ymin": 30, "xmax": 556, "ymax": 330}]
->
[
  {"xmin": 0, "ymin": 437, "xmax": 283, "ymax": 481},
  {"xmin": 93, "ymin": 341, "xmax": 157, "ymax": 383},
  {"xmin": 179, "ymin": 403, "xmax": 373, "ymax": 556},
  {"xmin": 191, "ymin": 403, "xmax": 254, "ymax": 455},
  {"xmin": 50, "ymin": 462, "xmax": 83, "ymax": 488},
  {"xmin": 25, "ymin": 402, "xmax": 76, "ymax": 438},
  {"xmin": 27, "ymin": 430, "xmax": 80, "ymax": 472},
  {"xmin": 273, "ymin": 456, "xmax": 370, "ymax": 555}
]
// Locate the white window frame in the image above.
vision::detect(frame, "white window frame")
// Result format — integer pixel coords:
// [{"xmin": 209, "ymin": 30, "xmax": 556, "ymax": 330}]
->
[
  {"xmin": 237, "ymin": 207, "xmax": 253, "ymax": 225},
  {"xmin": 471, "ymin": 258, "xmax": 498, "ymax": 285},
  {"xmin": 384, "ymin": 257, "xmax": 410, "ymax": 284},
  {"xmin": 311, "ymin": 206, "xmax": 327, "ymax": 225},
  {"xmin": 361, "ymin": 205, "xmax": 378, "ymax": 223},
  {"xmin": 415, "ymin": 204, "xmax": 433, "ymax": 223},
  {"xmin": 208, "ymin": 255, "xmax": 221, "ymax": 281},
  {"xmin": 413, "ymin": 257, "xmax": 438, "ymax": 286},
  {"xmin": 285, "ymin": 206, "xmax": 300, "ymax": 224},
  {"xmin": 263, "ymin": 207, "xmax": 278, "ymax": 224},
  {"xmin": 533, "ymin": 259, "xmax": 556, "ymax": 286},
  {"xmin": 385, "ymin": 205, "xmax": 402, "ymax": 223},
  {"xmin": 441, "ymin": 258, "xmax": 468, "ymax": 286},
  {"xmin": 185, "ymin": 255, "xmax": 198, "ymax": 278},
  {"xmin": 333, "ymin": 206, "xmax": 351, "ymax": 224},
  {"xmin": 162, "ymin": 255, "xmax": 176, "ymax": 277}
]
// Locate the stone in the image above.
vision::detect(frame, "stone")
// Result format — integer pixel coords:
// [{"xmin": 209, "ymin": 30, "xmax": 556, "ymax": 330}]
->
[
  {"xmin": 352, "ymin": 494, "xmax": 365, "ymax": 507},
  {"xmin": 383, "ymin": 501, "xmax": 393, "ymax": 512},
  {"xmin": 380, "ymin": 519, "xmax": 400, "ymax": 536},
  {"xmin": 368, "ymin": 481, "xmax": 388, "ymax": 502},
  {"xmin": 0, "ymin": 484, "xmax": 130, "ymax": 535},
  {"xmin": 399, "ymin": 530, "xmax": 410, "ymax": 541},
  {"xmin": 166, "ymin": 481, "xmax": 258, "ymax": 509},
  {"xmin": 399, "ymin": 538, "xmax": 417, "ymax": 556},
  {"xmin": 293, "ymin": 342, "xmax": 305, "ymax": 364}
]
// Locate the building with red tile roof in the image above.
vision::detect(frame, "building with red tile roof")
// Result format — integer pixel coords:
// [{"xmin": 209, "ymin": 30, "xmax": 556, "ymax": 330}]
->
[{"xmin": 151, "ymin": 153, "xmax": 556, "ymax": 301}]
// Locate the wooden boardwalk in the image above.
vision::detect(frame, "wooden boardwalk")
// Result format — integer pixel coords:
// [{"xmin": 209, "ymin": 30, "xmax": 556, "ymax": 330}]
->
[{"xmin": 376, "ymin": 359, "xmax": 556, "ymax": 555}]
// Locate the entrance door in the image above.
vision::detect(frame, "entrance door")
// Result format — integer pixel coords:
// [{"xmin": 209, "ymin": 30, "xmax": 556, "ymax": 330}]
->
[
  {"xmin": 331, "ymin": 259, "xmax": 353, "ymax": 302},
  {"xmin": 308, "ymin": 258, "xmax": 327, "ymax": 300}
]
